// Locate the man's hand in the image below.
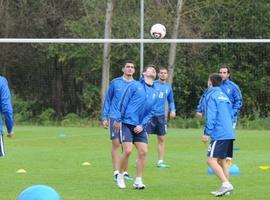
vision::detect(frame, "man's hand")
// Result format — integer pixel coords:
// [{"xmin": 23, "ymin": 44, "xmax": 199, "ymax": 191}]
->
[
  {"xmin": 102, "ymin": 120, "xmax": 109, "ymax": 129},
  {"xmin": 7, "ymin": 132, "xmax": 14, "ymax": 138},
  {"xmin": 134, "ymin": 125, "xmax": 143, "ymax": 134},
  {"xmin": 196, "ymin": 112, "xmax": 203, "ymax": 119},
  {"xmin": 169, "ymin": 111, "xmax": 176, "ymax": 119},
  {"xmin": 201, "ymin": 135, "xmax": 209, "ymax": 143},
  {"xmin": 113, "ymin": 121, "xmax": 121, "ymax": 133}
]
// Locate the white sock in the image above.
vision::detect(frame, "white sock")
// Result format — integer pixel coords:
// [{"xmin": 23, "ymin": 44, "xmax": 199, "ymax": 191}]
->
[
  {"xmin": 158, "ymin": 160, "xmax": 163, "ymax": 164},
  {"xmin": 114, "ymin": 170, "xmax": 119, "ymax": 176},
  {"xmin": 135, "ymin": 177, "xmax": 142, "ymax": 184},
  {"xmin": 123, "ymin": 171, "xmax": 128, "ymax": 175}
]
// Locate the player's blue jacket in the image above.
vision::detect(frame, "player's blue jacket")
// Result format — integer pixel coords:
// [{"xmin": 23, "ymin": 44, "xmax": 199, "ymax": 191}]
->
[
  {"xmin": 220, "ymin": 79, "xmax": 242, "ymax": 122},
  {"xmin": 115, "ymin": 79, "xmax": 158, "ymax": 127},
  {"xmin": 153, "ymin": 80, "xmax": 176, "ymax": 116},
  {"xmin": 196, "ymin": 88, "xmax": 215, "ymax": 114},
  {"xmin": 204, "ymin": 87, "xmax": 235, "ymax": 141},
  {"xmin": 101, "ymin": 76, "xmax": 134, "ymax": 121},
  {"xmin": 0, "ymin": 76, "xmax": 14, "ymax": 135}
]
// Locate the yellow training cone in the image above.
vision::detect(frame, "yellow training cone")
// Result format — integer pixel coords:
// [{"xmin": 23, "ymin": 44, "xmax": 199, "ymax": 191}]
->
[
  {"xmin": 259, "ymin": 166, "xmax": 269, "ymax": 170},
  {"xmin": 82, "ymin": 162, "xmax": 91, "ymax": 166},
  {"xmin": 16, "ymin": 169, "xmax": 27, "ymax": 173}
]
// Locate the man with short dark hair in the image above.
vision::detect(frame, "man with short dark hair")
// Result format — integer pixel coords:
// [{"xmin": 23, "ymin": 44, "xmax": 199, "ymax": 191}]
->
[
  {"xmin": 102, "ymin": 60, "xmax": 135, "ymax": 182},
  {"xmin": 147, "ymin": 67, "xmax": 176, "ymax": 168},
  {"xmin": 201, "ymin": 73, "xmax": 235, "ymax": 197},
  {"xmin": 0, "ymin": 75, "xmax": 14, "ymax": 157}
]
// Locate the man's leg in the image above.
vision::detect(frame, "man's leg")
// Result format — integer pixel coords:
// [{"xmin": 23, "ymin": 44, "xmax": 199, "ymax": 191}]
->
[
  {"xmin": 133, "ymin": 142, "xmax": 147, "ymax": 189},
  {"xmin": 117, "ymin": 142, "xmax": 133, "ymax": 189},
  {"xmin": 157, "ymin": 135, "xmax": 169, "ymax": 168},
  {"xmin": 219, "ymin": 158, "xmax": 229, "ymax": 180},
  {"xmin": 208, "ymin": 157, "xmax": 233, "ymax": 196},
  {"xmin": 207, "ymin": 157, "xmax": 228, "ymax": 183},
  {"xmin": 111, "ymin": 138, "xmax": 120, "ymax": 179}
]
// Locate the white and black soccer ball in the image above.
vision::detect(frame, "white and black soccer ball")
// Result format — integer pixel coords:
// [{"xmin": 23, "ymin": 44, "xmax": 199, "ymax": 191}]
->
[{"xmin": 150, "ymin": 24, "xmax": 166, "ymax": 39}]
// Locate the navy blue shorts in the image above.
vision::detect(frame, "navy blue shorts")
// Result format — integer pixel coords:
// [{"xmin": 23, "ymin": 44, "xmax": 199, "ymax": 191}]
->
[
  {"xmin": 146, "ymin": 115, "xmax": 167, "ymax": 136},
  {"xmin": 109, "ymin": 119, "xmax": 120, "ymax": 140},
  {"xmin": 207, "ymin": 139, "xmax": 234, "ymax": 159},
  {"xmin": 121, "ymin": 123, "xmax": 148, "ymax": 144},
  {"xmin": 0, "ymin": 135, "xmax": 5, "ymax": 157}
]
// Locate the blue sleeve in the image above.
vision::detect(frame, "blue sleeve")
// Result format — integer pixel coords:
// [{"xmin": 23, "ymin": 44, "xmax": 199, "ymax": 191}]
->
[
  {"xmin": 232, "ymin": 86, "xmax": 243, "ymax": 117},
  {"xmin": 167, "ymin": 87, "xmax": 176, "ymax": 112},
  {"xmin": 0, "ymin": 78, "xmax": 14, "ymax": 133},
  {"xmin": 204, "ymin": 96, "xmax": 217, "ymax": 137},
  {"xmin": 196, "ymin": 95, "xmax": 204, "ymax": 113},
  {"xmin": 101, "ymin": 82, "xmax": 114, "ymax": 120}
]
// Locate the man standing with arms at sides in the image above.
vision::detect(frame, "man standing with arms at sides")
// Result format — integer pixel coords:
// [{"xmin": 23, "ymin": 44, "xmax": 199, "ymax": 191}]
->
[
  {"xmin": 0, "ymin": 75, "xmax": 14, "ymax": 157},
  {"xmin": 102, "ymin": 60, "xmax": 135, "ymax": 182},
  {"xmin": 113, "ymin": 65, "xmax": 158, "ymax": 189},
  {"xmin": 147, "ymin": 67, "xmax": 176, "ymax": 168},
  {"xmin": 219, "ymin": 65, "xmax": 242, "ymax": 129},
  {"xmin": 201, "ymin": 73, "xmax": 235, "ymax": 197}
]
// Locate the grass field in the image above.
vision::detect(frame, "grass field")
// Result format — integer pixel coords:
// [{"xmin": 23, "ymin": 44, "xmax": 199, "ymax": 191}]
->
[{"xmin": 0, "ymin": 126, "xmax": 270, "ymax": 200}]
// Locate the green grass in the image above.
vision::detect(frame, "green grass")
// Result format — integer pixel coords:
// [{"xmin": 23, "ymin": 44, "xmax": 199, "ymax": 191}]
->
[{"xmin": 0, "ymin": 126, "xmax": 270, "ymax": 200}]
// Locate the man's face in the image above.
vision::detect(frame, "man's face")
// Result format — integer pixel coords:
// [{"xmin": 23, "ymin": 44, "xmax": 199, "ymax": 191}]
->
[
  {"xmin": 207, "ymin": 78, "xmax": 212, "ymax": 88},
  {"xmin": 123, "ymin": 63, "xmax": 135, "ymax": 76},
  {"xmin": 144, "ymin": 67, "xmax": 156, "ymax": 80},
  {"xmin": 158, "ymin": 69, "xmax": 168, "ymax": 81},
  {"xmin": 219, "ymin": 68, "xmax": 230, "ymax": 81}
]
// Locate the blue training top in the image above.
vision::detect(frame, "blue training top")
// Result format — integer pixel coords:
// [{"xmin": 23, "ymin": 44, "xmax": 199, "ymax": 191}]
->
[
  {"xmin": 101, "ymin": 76, "xmax": 134, "ymax": 121},
  {"xmin": 153, "ymin": 80, "xmax": 176, "ymax": 116},
  {"xmin": 196, "ymin": 88, "xmax": 216, "ymax": 113},
  {"xmin": 0, "ymin": 76, "xmax": 14, "ymax": 135},
  {"xmin": 115, "ymin": 79, "xmax": 158, "ymax": 127},
  {"xmin": 204, "ymin": 87, "xmax": 235, "ymax": 141},
  {"xmin": 220, "ymin": 79, "xmax": 243, "ymax": 122}
]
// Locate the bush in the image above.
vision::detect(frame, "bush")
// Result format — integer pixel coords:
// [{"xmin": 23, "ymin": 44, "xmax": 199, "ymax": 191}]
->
[{"xmin": 38, "ymin": 108, "xmax": 56, "ymax": 126}]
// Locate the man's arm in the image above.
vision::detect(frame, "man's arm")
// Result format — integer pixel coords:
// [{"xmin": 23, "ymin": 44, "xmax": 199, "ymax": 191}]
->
[
  {"xmin": 101, "ymin": 81, "xmax": 114, "ymax": 127},
  {"xmin": 167, "ymin": 86, "xmax": 176, "ymax": 119},
  {"xmin": 203, "ymin": 96, "xmax": 217, "ymax": 138},
  {"xmin": 0, "ymin": 78, "xmax": 14, "ymax": 135}
]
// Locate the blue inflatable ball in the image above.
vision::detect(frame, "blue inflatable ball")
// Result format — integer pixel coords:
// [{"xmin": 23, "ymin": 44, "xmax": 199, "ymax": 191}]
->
[{"xmin": 17, "ymin": 185, "xmax": 61, "ymax": 200}]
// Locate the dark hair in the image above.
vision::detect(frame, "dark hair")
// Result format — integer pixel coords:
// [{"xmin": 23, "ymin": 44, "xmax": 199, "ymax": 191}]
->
[
  {"xmin": 209, "ymin": 73, "xmax": 222, "ymax": 87},
  {"xmin": 158, "ymin": 67, "xmax": 168, "ymax": 73},
  {"xmin": 123, "ymin": 60, "xmax": 135, "ymax": 67},
  {"xmin": 143, "ymin": 64, "xmax": 156, "ymax": 72},
  {"xmin": 219, "ymin": 64, "xmax": 231, "ymax": 79}
]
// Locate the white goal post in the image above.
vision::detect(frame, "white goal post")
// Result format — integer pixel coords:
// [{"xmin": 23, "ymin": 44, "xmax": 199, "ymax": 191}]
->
[{"xmin": 0, "ymin": 38, "xmax": 270, "ymax": 44}]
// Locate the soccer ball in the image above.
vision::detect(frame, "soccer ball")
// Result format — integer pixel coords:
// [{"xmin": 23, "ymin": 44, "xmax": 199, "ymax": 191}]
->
[{"xmin": 150, "ymin": 24, "xmax": 166, "ymax": 39}]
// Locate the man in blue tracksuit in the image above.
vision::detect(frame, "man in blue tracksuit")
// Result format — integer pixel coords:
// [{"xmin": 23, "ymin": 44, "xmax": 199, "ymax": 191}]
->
[
  {"xmin": 201, "ymin": 73, "xmax": 235, "ymax": 197},
  {"xmin": 0, "ymin": 76, "xmax": 14, "ymax": 157},
  {"xmin": 196, "ymin": 65, "xmax": 242, "ymax": 123},
  {"xmin": 113, "ymin": 64, "xmax": 158, "ymax": 189},
  {"xmin": 147, "ymin": 67, "xmax": 176, "ymax": 168},
  {"xmin": 101, "ymin": 60, "xmax": 135, "ymax": 181},
  {"xmin": 219, "ymin": 65, "xmax": 243, "ymax": 128}
]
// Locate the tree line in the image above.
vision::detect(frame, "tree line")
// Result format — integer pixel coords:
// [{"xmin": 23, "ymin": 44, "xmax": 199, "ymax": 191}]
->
[{"xmin": 0, "ymin": 0, "xmax": 269, "ymax": 124}]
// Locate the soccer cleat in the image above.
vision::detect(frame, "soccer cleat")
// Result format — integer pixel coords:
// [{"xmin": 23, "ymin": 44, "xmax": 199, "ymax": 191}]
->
[
  {"xmin": 212, "ymin": 185, "xmax": 233, "ymax": 197},
  {"xmin": 116, "ymin": 174, "xmax": 126, "ymax": 189},
  {"xmin": 157, "ymin": 162, "xmax": 169, "ymax": 168},
  {"xmin": 133, "ymin": 183, "xmax": 146, "ymax": 190},
  {"xmin": 124, "ymin": 173, "xmax": 134, "ymax": 181},
  {"xmin": 210, "ymin": 191, "xmax": 231, "ymax": 196},
  {"xmin": 113, "ymin": 174, "xmax": 118, "ymax": 182}
]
